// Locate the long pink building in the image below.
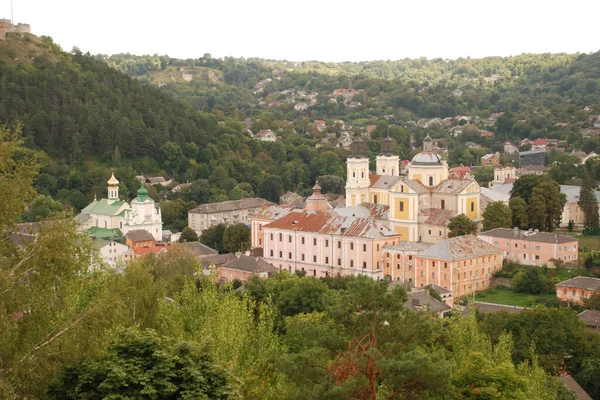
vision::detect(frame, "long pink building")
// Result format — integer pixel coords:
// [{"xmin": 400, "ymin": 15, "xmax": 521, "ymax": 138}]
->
[
  {"xmin": 262, "ymin": 210, "xmax": 402, "ymax": 279},
  {"xmin": 478, "ymin": 228, "xmax": 578, "ymax": 267}
]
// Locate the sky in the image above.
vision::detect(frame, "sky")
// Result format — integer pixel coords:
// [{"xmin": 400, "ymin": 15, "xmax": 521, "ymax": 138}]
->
[{"xmin": 3, "ymin": 0, "xmax": 600, "ymax": 62}]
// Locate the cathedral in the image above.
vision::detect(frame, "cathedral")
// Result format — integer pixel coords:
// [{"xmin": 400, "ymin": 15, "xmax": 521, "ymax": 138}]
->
[
  {"xmin": 76, "ymin": 173, "xmax": 163, "ymax": 241},
  {"xmin": 345, "ymin": 135, "xmax": 482, "ymax": 243}
]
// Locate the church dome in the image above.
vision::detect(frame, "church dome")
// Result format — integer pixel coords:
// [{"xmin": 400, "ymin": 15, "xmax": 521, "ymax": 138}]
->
[
  {"xmin": 137, "ymin": 184, "xmax": 149, "ymax": 196},
  {"xmin": 107, "ymin": 172, "xmax": 119, "ymax": 187},
  {"xmin": 410, "ymin": 151, "xmax": 443, "ymax": 165}
]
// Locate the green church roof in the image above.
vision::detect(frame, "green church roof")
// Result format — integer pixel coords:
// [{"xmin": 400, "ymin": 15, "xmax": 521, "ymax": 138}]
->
[
  {"xmin": 88, "ymin": 227, "xmax": 123, "ymax": 240},
  {"xmin": 82, "ymin": 199, "xmax": 128, "ymax": 216},
  {"xmin": 134, "ymin": 183, "xmax": 151, "ymax": 202}
]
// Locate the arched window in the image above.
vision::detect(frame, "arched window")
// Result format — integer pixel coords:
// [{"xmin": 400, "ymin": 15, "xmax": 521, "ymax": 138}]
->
[
  {"xmin": 429, "ymin": 176, "xmax": 434, "ymax": 186},
  {"xmin": 382, "ymin": 168, "xmax": 386, "ymax": 173},
  {"xmin": 361, "ymin": 172, "xmax": 364, "ymax": 178},
  {"xmin": 353, "ymin": 171, "xmax": 356, "ymax": 178}
]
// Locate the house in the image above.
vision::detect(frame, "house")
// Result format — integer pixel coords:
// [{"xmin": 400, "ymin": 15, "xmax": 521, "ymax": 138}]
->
[
  {"xmin": 559, "ymin": 375, "xmax": 593, "ymax": 400},
  {"xmin": 382, "ymin": 235, "xmax": 502, "ymax": 297},
  {"xmin": 478, "ymin": 228, "xmax": 578, "ymax": 267},
  {"xmin": 255, "ymin": 129, "xmax": 277, "ymax": 142},
  {"xmin": 345, "ymin": 135, "xmax": 482, "ymax": 242},
  {"xmin": 531, "ymin": 138, "xmax": 547, "ymax": 151},
  {"xmin": 315, "ymin": 120, "xmax": 327, "ymax": 131},
  {"xmin": 366, "ymin": 125, "xmax": 377, "ymax": 134},
  {"xmin": 517, "ymin": 165, "xmax": 546, "ymax": 176},
  {"xmin": 503, "ymin": 141, "xmax": 518, "ymax": 154},
  {"xmin": 90, "ymin": 238, "xmax": 130, "ymax": 271},
  {"xmin": 178, "ymin": 241, "xmax": 218, "ymax": 259},
  {"xmin": 594, "ymin": 118, "xmax": 600, "ymax": 129},
  {"xmin": 452, "ymin": 89, "xmax": 463, "ymax": 97},
  {"xmin": 449, "ymin": 165, "xmax": 471, "ymax": 179},
  {"xmin": 480, "ymin": 130, "xmax": 494, "ymax": 137},
  {"xmin": 199, "ymin": 253, "xmax": 237, "ymax": 275},
  {"xmin": 145, "ymin": 176, "xmax": 172, "ymax": 186},
  {"xmin": 520, "ymin": 138, "xmax": 532, "ymax": 147},
  {"xmin": 76, "ymin": 174, "xmax": 163, "ymax": 241},
  {"xmin": 188, "ymin": 198, "xmax": 273, "ymax": 235},
  {"xmin": 339, "ymin": 135, "xmax": 354, "ymax": 149},
  {"xmin": 578, "ymin": 310, "xmax": 600, "ymax": 331},
  {"xmin": 405, "ymin": 288, "xmax": 451, "ymax": 317},
  {"xmin": 217, "ymin": 254, "xmax": 278, "ymax": 283},
  {"xmin": 451, "ymin": 126, "xmax": 463, "ymax": 136},
  {"xmin": 556, "ymin": 276, "xmax": 600, "ymax": 305},
  {"xmin": 481, "ymin": 152, "xmax": 500, "ymax": 167},
  {"xmin": 279, "ymin": 192, "xmax": 305, "ymax": 208},
  {"xmin": 125, "ymin": 229, "xmax": 171, "ymax": 258},
  {"xmin": 250, "ymin": 204, "xmax": 296, "ymax": 249},
  {"xmin": 171, "ymin": 182, "xmax": 191, "ymax": 193},
  {"xmin": 519, "ymin": 150, "xmax": 545, "ymax": 167}
]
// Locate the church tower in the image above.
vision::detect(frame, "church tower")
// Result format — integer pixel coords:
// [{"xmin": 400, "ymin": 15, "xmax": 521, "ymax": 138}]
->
[
  {"xmin": 408, "ymin": 135, "xmax": 448, "ymax": 187},
  {"xmin": 346, "ymin": 137, "xmax": 371, "ymax": 206},
  {"xmin": 376, "ymin": 136, "xmax": 400, "ymax": 176},
  {"xmin": 107, "ymin": 172, "xmax": 119, "ymax": 204},
  {"xmin": 306, "ymin": 180, "xmax": 328, "ymax": 212}
]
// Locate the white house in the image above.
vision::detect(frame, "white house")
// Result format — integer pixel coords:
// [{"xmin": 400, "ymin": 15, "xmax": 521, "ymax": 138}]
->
[{"xmin": 90, "ymin": 238, "xmax": 131, "ymax": 271}]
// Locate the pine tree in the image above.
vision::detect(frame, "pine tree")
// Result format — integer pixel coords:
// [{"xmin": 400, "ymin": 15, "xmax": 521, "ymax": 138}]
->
[{"xmin": 578, "ymin": 166, "xmax": 600, "ymax": 230}]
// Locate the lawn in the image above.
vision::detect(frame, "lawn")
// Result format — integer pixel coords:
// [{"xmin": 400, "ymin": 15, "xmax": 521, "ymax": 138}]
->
[
  {"xmin": 578, "ymin": 235, "xmax": 600, "ymax": 251},
  {"xmin": 474, "ymin": 286, "xmax": 556, "ymax": 307}
]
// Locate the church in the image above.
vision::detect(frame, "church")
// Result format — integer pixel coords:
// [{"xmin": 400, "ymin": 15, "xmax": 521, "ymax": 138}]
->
[
  {"xmin": 345, "ymin": 135, "xmax": 482, "ymax": 243},
  {"xmin": 76, "ymin": 173, "xmax": 163, "ymax": 241}
]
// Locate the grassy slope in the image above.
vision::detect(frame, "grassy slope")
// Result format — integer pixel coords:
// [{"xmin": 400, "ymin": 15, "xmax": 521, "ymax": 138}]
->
[{"xmin": 475, "ymin": 287, "xmax": 556, "ymax": 307}]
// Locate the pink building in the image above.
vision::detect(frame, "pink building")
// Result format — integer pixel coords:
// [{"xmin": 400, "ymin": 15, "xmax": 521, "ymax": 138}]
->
[
  {"xmin": 262, "ymin": 210, "xmax": 401, "ymax": 279},
  {"xmin": 478, "ymin": 228, "xmax": 578, "ymax": 267}
]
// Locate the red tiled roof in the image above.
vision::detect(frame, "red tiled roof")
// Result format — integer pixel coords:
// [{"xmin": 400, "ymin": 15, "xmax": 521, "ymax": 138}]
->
[
  {"xmin": 449, "ymin": 166, "xmax": 471, "ymax": 179},
  {"xmin": 533, "ymin": 138, "xmax": 547, "ymax": 145},
  {"xmin": 366, "ymin": 124, "xmax": 377, "ymax": 132},
  {"xmin": 369, "ymin": 174, "xmax": 381, "ymax": 186},
  {"xmin": 132, "ymin": 243, "xmax": 172, "ymax": 257}
]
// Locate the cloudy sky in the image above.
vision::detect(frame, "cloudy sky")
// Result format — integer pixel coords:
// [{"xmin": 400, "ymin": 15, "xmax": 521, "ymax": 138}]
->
[{"xmin": 3, "ymin": 0, "xmax": 599, "ymax": 61}]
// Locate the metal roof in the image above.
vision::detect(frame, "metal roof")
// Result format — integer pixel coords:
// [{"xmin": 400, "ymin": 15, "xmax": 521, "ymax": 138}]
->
[
  {"xmin": 479, "ymin": 228, "xmax": 577, "ymax": 244},
  {"xmin": 189, "ymin": 198, "xmax": 272, "ymax": 214},
  {"xmin": 556, "ymin": 276, "xmax": 600, "ymax": 291},
  {"xmin": 417, "ymin": 235, "xmax": 501, "ymax": 261},
  {"xmin": 81, "ymin": 199, "xmax": 128, "ymax": 217}
]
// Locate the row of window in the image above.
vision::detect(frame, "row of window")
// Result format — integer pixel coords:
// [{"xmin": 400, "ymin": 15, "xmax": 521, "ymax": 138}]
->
[
  {"xmin": 268, "ymin": 249, "xmax": 381, "ymax": 269},
  {"xmin": 270, "ymin": 233, "xmax": 383, "ymax": 251}
]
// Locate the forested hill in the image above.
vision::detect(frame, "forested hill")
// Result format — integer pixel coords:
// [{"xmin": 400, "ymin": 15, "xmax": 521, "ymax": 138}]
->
[{"xmin": 0, "ymin": 34, "xmax": 218, "ymax": 162}]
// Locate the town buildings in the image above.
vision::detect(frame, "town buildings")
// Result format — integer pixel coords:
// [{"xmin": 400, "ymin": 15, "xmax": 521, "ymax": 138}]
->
[
  {"xmin": 76, "ymin": 173, "xmax": 163, "ymax": 241},
  {"xmin": 481, "ymin": 152, "xmax": 500, "ymax": 167},
  {"xmin": 188, "ymin": 198, "xmax": 272, "ymax": 235},
  {"xmin": 345, "ymin": 135, "xmax": 482, "ymax": 242},
  {"xmin": 503, "ymin": 141, "xmax": 519, "ymax": 154},
  {"xmin": 519, "ymin": 150, "xmax": 545, "ymax": 167},
  {"xmin": 217, "ymin": 254, "xmax": 278, "ymax": 282},
  {"xmin": 556, "ymin": 276, "xmax": 600, "ymax": 305},
  {"xmin": 382, "ymin": 235, "xmax": 502, "ymax": 296},
  {"xmin": 478, "ymin": 228, "xmax": 578, "ymax": 267}
]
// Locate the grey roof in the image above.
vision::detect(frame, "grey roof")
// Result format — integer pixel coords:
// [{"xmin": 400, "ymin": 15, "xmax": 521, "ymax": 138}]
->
[
  {"xmin": 370, "ymin": 175, "xmax": 402, "ymax": 189},
  {"xmin": 179, "ymin": 242, "xmax": 218, "ymax": 257},
  {"xmin": 578, "ymin": 310, "xmax": 600, "ymax": 329},
  {"xmin": 126, "ymin": 229, "xmax": 154, "ymax": 242},
  {"xmin": 560, "ymin": 185, "xmax": 600, "ymax": 203},
  {"xmin": 419, "ymin": 208, "xmax": 457, "ymax": 226},
  {"xmin": 479, "ymin": 228, "xmax": 577, "ymax": 244},
  {"xmin": 222, "ymin": 255, "xmax": 277, "ymax": 274},
  {"xmin": 560, "ymin": 375, "xmax": 593, "ymax": 400},
  {"xmin": 336, "ymin": 203, "xmax": 389, "ymax": 220},
  {"xmin": 463, "ymin": 301, "xmax": 525, "ymax": 315},
  {"xmin": 403, "ymin": 179, "xmax": 430, "ymax": 194},
  {"xmin": 90, "ymin": 238, "xmax": 111, "ymax": 250},
  {"xmin": 434, "ymin": 179, "xmax": 474, "ymax": 194},
  {"xmin": 556, "ymin": 276, "xmax": 600, "ymax": 291},
  {"xmin": 384, "ymin": 241, "xmax": 433, "ymax": 253},
  {"xmin": 405, "ymin": 290, "xmax": 451, "ymax": 313},
  {"xmin": 189, "ymin": 198, "xmax": 272, "ymax": 214},
  {"xmin": 418, "ymin": 235, "xmax": 501, "ymax": 261},
  {"xmin": 480, "ymin": 187, "xmax": 510, "ymax": 202},
  {"xmin": 519, "ymin": 150, "xmax": 546, "ymax": 156},
  {"xmin": 411, "ymin": 151, "xmax": 444, "ymax": 165},
  {"xmin": 200, "ymin": 253, "xmax": 237, "ymax": 269},
  {"xmin": 430, "ymin": 283, "xmax": 452, "ymax": 295}
]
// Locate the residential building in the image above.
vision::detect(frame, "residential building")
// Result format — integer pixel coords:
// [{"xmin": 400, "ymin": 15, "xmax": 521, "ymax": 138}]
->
[
  {"xmin": 531, "ymin": 138, "xmax": 547, "ymax": 151},
  {"xmin": 383, "ymin": 235, "xmax": 502, "ymax": 297},
  {"xmin": 90, "ymin": 238, "xmax": 130, "ymax": 271},
  {"xmin": 76, "ymin": 173, "xmax": 163, "ymax": 241},
  {"xmin": 405, "ymin": 288, "xmax": 451, "ymax": 317},
  {"xmin": 144, "ymin": 176, "xmax": 173, "ymax": 186},
  {"xmin": 217, "ymin": 254, "xmax": 278, "ymax": 283},
  {"xmin": 345, "ymin": 135, "xmax": 482, "ymax": 242},
  {"xmin": 255, "ymin": 129, "xmax": 277, "ymax": 141},
  {"xmin": 250, "ymin": 204, "xmax": 296, "ymax": 248},
  {"xmin": 578, "ymin": 310, "xmax": 600, "ymax": 331},
  {"xmin": 262, "ymin": 209, "xmax": 401, "ymax": 280},
  {"xmin": 178, "ymin": 241, "xmax": 218, "ymax": 259},
  {"xmin": 478, "ymin": 228, "xmax": 578, "ymax": 267},
  {"xmin": 519, "ymin": 150, "xmax": 545, "ymax": 167},
  {"xmin": 556, "ymin": 276, "xmax": 600, "ymax": 305},
  {"xmin": 449, "ymin": 165, "xmax": 471, "ymax": 179},
  {"xmin": 481, "ymin": 152, "xmax": 500, "ymax": 167},
  {"xmin": 517, "ymin": 165, "xmax": 546, "ymax": 176},
  {"xmin": 503, "ymin": 141, "xmax": 518, "ymax": 154},
  {"xmin": 188, "ymin": 198, "xmax": 272, "ymax": 235}
]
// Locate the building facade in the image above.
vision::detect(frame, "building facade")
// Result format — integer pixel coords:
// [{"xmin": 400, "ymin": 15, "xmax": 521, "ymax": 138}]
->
[
  {"xmin": 519, "ymin": 150, "xmax": 545, "ymax": 167},
  {"xmin": 345, "ymin": 135, "xmax": 482, "ymax": 242},
  {"xmin": 188, "ymin": 198, "xmax": 272, "ymax": 235},
  {"xmin": 382, "ymin": 235, "xmax": 502, "ymax": 297},
  {"xmin": 556, "ymin": 276, "xmax": 600, "ymax": 305},
  {"xmin": 478, "ymin": 228, "xmax": 578, "ymax": 266}
]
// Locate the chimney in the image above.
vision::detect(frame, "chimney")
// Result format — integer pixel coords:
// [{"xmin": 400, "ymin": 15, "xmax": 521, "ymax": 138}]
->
[{"xmin": 235, "ymin": 252, "xmax": 242, "ymax": 258}]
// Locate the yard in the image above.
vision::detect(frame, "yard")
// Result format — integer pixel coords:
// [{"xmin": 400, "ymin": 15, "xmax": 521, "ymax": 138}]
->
[{"xmin": 474, "ymin": 286, "xmax": 556, "ymax": 307}]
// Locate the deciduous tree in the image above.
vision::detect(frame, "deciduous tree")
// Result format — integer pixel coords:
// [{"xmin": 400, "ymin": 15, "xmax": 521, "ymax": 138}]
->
[
  {"xmin": 448, "ymin": 214, "xmax": 478, "ymax": 237},
  {"xmin": 483, "ymin": 201, "xmax": 512, "ymax": 231}
]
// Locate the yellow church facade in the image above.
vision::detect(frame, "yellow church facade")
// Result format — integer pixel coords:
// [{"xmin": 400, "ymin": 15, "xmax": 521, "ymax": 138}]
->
[{"xmin": 345, "ymin": 136, "xmax": 481, "ymax": 243}]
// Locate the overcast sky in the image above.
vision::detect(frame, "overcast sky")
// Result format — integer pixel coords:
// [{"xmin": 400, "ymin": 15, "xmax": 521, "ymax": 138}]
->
[{"xmin": 3, "ymin": 0, "xmax": 599, "ymax": 62}]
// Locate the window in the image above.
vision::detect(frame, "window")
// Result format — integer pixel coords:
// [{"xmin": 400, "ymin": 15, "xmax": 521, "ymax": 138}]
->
[
  {"xmin": 363, "ymin": 244, "xmax": 367, "ymax": 252},
  {"xmin": 420, "ymin": 271, "xmax": 424, "ymax": 277},
  {"xmin": 350, "ymin": 242, "xmax": 354, "ymax": 250},
  {"xmin": 523, "ymin": 254, "xmax": 527, "ymax": 259},
  {"xmin": 432, "ymin": 272, "xmax": 435, "ymax": 278},
  {"xmin": 377, "ymin": 262, "xmax": 380, "ymax": 269},
  {"xmin": 377, "ymin": 244, "xmax": 380, "ymax": 251},
  {"xmin": 279, "ymin": 233, "xmax": 282, "ymax": 241},
  {"xmin": 408, "ymin": 255, "xmax": 413, "ymax": 261},
  {"xmin": 288, "ymin": 252, "xmax": 292, "ymax": 260},
  {"xmin": 432, "ymin": 261, "xmax": 436, "ymax": 267},
  {"xmin": 535, "ymin": 255, "xmax": 540, "ymax": 260},
  {"xmin": 337, "ymin": 258, "xmax": 341, "ymax": 266},
  {"xmin": 301, "ymin": 237, "xmax": 305, "ymax": 245},
  {"xmin": 363, "ymin": 261, "xmax": 367, "ymax": 269},
  {"xmin": 429, "ymin": 176, "xmax": 434, "ymax": 186},
  {"xmin": 470, "ymin": 202, "xmax": 474, "ymax": 212},
  {"xmin": 325, "ymin": 239, "xmax": 329, "ymax": 247},
  {"xmin": 270, "ymin": 250, "xmax": 273, "ymax": 257},
  {"xmin": 373, "ymin": 194, "xmax": 378, "ymax": 204},
  {"xmin": 563, "ymin": 288, "xmax": 567, "ymax": 294},
  {"xmin": 313, "ymin": 255, "xmax": 317, "ymax": 262},
  {"xmin": 259, "ymin": 238, "xmax": 262, "ymax": 246},
  {"xmin": 523, "ymin": 244, "xmax": 526, "ymax": 249},
  {"xmin": 440, "ymin": 199, "xmax": 445, "ymax": 209},
  {"xmin": 397, "ymin": 264, "xmax": 400, "ymax": 270},
  {"xmin": 494, "ymin": 241, "xmax": 499, "ymax": 245},
  {"xmin": 428, "ymin": 230, "xmax": 431, "ymax": 235},
  {"xmin": 325, "ymin": 257, "xmax": 329, "ymax": 264},
  {"xmin": 270, "ymin": 233, "xmax": 273, "ymax": 240},
  {"xmin": 515, "ymin": 243, "xmax": 518, "ymax": 248},
  {"xmin": 338, "ymin": 241, "xmax": 341, "ymax": 249},
  {"xmin": 279, "ymin": 251, "xmax": 283, "ymax": 258},
  {"xmin": 289, "ymin": 235, "xmax": 292, "ymax": 243},
  {"xmin": 409, "ymin": 265, "xmax": 412, "ymax": 270},
  {"xmin": 444, "ymin": 273, "xmax": 447, "ymax": 280},
  {"xmin": 350, "ymin": 260, "xmax": 354, "ymax": 268},
  {"xmin": 313, "ymin": 238, "xmax": 317, "ymax": 246},
  {"xmin": 444, "ymin": 263, "xmax": 448, "ymax": 268},
  {"xmin": 439, "ymin": 230, "xmax": 442, "ymax": 236},
  {"xmin": 399, "ymin": 201, "xmax": 404, "ymax": 212},
  {"xmin": 301, "ymin": 254, "xmax": 305, "ymax": 261}
]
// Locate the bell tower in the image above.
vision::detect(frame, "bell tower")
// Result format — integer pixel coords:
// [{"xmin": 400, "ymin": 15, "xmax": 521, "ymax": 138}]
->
[
  {"xmin": 107, "ymin": 172, "xmax": 119, "ymax": 204},
  {"xmin": 376, "ymin": 135, "xmax": 400, "ymax": 176},
  {"xmin": 346, "ymin": 137, "xmax": 371, "ymax": 206}
]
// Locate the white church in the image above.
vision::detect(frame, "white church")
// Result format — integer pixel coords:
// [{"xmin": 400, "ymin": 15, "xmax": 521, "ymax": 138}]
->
[{"xmin": 76, "ymin": 173, "xmax": 163, "ymax": 241}]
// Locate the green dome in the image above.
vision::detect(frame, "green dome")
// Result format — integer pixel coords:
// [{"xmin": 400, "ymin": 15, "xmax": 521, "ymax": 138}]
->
[{"xmin": 137, "ymin": 184, "xmax": 149, "ymax": 196}]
